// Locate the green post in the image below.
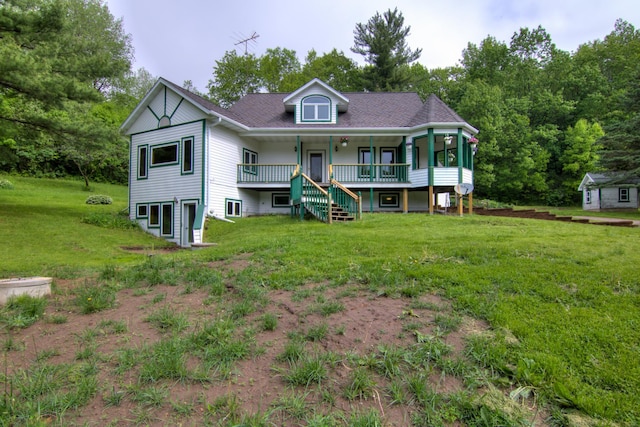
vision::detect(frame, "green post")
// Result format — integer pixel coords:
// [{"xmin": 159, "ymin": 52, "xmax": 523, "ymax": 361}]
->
[
  {"xmin": 369, "ymin": 135, "xmax": 374, "ymax": 212},
  {"xmin": 457, "ymin": 128, "xmax": 463, "ymax": 183},
  {"xmin": 427, "ymin": 129, "xmax": 434, "ymax": 186}
]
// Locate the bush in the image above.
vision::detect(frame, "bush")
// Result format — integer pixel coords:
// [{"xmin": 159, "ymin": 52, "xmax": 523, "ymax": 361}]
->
[
  {"xmin": 85, "ymin": 194, "xmax": 112, "ymax": 205},
  {"xmin": 81, "ymin": 212, "xmax": 139, "ymax": 230},
  {"xmin": 0, "ymin": 178, "xmax": 14, "ymax": 190}
]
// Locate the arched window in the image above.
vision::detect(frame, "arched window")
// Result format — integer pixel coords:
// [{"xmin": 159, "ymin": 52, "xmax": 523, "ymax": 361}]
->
[{"xmin": 302, "ymin": 95, "xmax": 330, "ymax": 121}]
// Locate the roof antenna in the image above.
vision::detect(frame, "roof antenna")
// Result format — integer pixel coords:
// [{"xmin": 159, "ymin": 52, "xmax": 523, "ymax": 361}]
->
[{"xmin": 234, "ymin": 31, "xmax": 260, "ymax": 55}]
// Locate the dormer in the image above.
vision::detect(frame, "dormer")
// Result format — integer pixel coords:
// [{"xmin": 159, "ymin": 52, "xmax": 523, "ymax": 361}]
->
[{"xmin": 283, "ymin": 78, "xmax": 349, "ymax": 124}]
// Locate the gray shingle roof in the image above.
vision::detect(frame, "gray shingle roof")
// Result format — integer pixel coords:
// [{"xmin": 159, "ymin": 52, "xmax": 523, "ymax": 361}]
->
[{"xmin": 165, "ymin": 78, "xmax": 472, "ymax": 130}]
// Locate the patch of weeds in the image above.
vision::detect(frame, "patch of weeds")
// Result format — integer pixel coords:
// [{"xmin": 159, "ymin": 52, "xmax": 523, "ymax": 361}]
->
[
  {"xmin": 261, "ymin": 312, "xmax": 278, "ymax": 331},
  {"xmin": 407, "ymin": 373, "xmax": 441, "ymax": 410},
  {"xmin": 139, "ymin": 338, "xmax": 189, "ymax": 382},
  {"xmin": 434, "ymin": 312, "xmax": 463, "ymax": 334},
  {"xmin": 189, "ymin": 317, "xmax": 251, "ymax": 368},
  {"xmin": 387, "ymin": 379, "xmax": 409, "ymax": 405},
  {"xmin": 292, "ymin": 288, "xmax": 313, "ymax": 302},
  {"xmin": 171, "ymin": 399, "xmax": 194, "ymax": 416},
  {"xmin": 410, "ymin": 299, "xmax": 446, "ymax": 311},
  {"xmin": 45, "ymin": 314, "xmax": 68, "ymax": 324},
  {"xmin": 2, "ymin": 335, "xmax": 24, "ymax": 351},
  {"xmin": 237, "ymin": 410, "xmax": 273, "ymax": 427},
  {"xmin": 304, "ymin": 323, "xmax": 329, "ymax": 342},
  {"xmin": 464, "ymin": 332, "xmax": 515, "ymax": 379},
  {"xmin": 75, "ymin": 281, "xmax": 117, "ymax": 314},
  {"xmin": 184, "ymin": 267, "xmax": 224, "ymax": 294},
  {"xmin": 75, "ymin": 345, "xmax": 96, "ymax": 361},
  {"xmin": 151, "ymin": 292, "xmax": 166, "ymax": 304},
  {"xmin": 372, "ymin": 344, "xmax": 405, "ymax": 378},
  {"xmin": 305, "ymin": 412, "xmax": 342, "ymax": 427},
  {"xmin": 344, "ymin": 367, "xmax": 377, "ymax": 401},
  {"xmin": 409, "ymin": 334, "xmax": 453, "ymax": 367},
  {"xmin": 230, "ymin": 298, "xmax": 257, "ymax": 319},
  {"xmin": 98, "ymin": 319, "xmax": 128, "ymax": 334},
  {"xmin": 284, "ymin": 355, "xmax": 328, "ymax": 386},
  {"xmin": 81, "ymin": 211, "xmax": 138, "ymax": 230},
  {"xmin": 204, "ymin": 393, "xmax": 242, "ymax": 424},
  {"xmin": 103, "ymin": 387, "xmax": 125, "ymax": 407},
  {"xmin": 349, "ymin": 408, "xmax": 384, "ymax": 427},
  {"xmin": 271, "ymin": 390, "xmax": 308, "ymax": 421},
  {"xmin": 127, "ymin": 383, "xmax": 169, "ymax": 406},
  {"xmin": 335, "ymin": 324, "xmax": 346, "ymax": 335},
  {"xmin": 0, "ymin": 178, "xmax": 15, "ymax": 189},
  {"xmin": 2, "ymin": 295, "xmax": 47, "ymax": 329},
  {"xmin": 145, "ymin": 306, "xmax": 190, "ymax": 333},
  {"xmin": 36, "ymin": 348, "xmax": 60, "ymax": 362},
  {"xmin": 132, "ymin": 288, "xmax": 150, "ymax": 296},
  {"xmin": 114, "ymin": 347, "xmax": 143, "ymax": 375},
  {"xmin": 130, "ymin": 405, "xmax": 155, "ymax": 425},
  {"xmin": 310, "ymin": 300, "xmax": 345, "ymax": 317},
  {"xmin": 277, "ymin": 339, "xmax": 307, "ymax": 363}
]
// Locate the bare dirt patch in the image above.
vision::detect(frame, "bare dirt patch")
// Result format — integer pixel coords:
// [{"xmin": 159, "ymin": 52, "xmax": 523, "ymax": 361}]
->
[{"xmin": 2, "ymin": 259, "xmax": 545, "ymax": 426}]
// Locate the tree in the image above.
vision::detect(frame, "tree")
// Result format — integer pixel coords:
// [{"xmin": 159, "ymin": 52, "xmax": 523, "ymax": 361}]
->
[
  {"xmin": 559, "ymin": 119, "xmax": 604, "ymax": 201},
  {"xmin": 351, "ymin": 7, "xmax": 421, "ymax": 91},
  {"xmin": 296, "ymin": 49, "xmax": 363, "ymax": 92},
  {"xmin": 207, "ymin": 51, "xmax": 261, "ymax": 108},
  {"xmin": 259, "ymin": 47, "xmax": 301, "ymax": 92},
  {"xmin": 0, "ymin": 0, "xmax": 133, "ymax": 185}
]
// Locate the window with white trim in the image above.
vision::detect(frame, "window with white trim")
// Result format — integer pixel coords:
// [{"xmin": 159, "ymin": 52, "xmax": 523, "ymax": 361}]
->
[
  {"xmin": 619, "ymin": 188, "xmax": 629, "ymax": 202},
  {"xmin": 182, "ymin": 137, "xmax": 194, "ymax": 174},
  {"xmin": 243, "ymin": 149, "xmax": 258, "ymax": 175},
  {"xmin": 302, "ymin": 95, "xmax": 330, "ymax": 121},
  {"xmin": 138, "ymin": 145, "xmax": 148, "ymax": 179},
  {"xmin": 137, "ymin": 204, "xmax": 148, "ymax": 218},
  {"xmin": 226, "ymin": 199, "xmax": 242, "ymax": 217},
  {"xmin": 151, "ymin": 142, "xmax": 179, "ymax": 166}
]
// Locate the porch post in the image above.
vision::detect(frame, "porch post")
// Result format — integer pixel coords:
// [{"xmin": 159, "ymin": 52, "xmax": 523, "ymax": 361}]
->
[
  {"xmin": 369, "ymin": 135, "xmax": 374, "ymax": 212},
  {"xmin": 296, "ymin": 136, "xmax": 301, "ymax": 165},
  {"xmin": 428, "ymin": 129, "xmax": 434, "ymax": 214},
  {"xmin": 469, "ymin": 191, "xmax": 473, "ymax": 214},
  {"xmin": 329, "ymin": 136, "xmax": 333, "ymax": 180},
  {"xmin": 403, "ymin": 188, "xmax": 408, "ymax": 213},
  {"xmin": 457, "ymin": 128, "xmax": 463, "ymax": 183}
]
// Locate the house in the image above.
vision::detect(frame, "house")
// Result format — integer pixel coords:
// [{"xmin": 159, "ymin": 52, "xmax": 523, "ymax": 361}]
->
[
  {"xmin": 578, "ymin": 172, "xmax": 640, "ymax": 210},
  {"xmin": 120, "ymin": 78, "xmax": 479, "ymax": 247}
]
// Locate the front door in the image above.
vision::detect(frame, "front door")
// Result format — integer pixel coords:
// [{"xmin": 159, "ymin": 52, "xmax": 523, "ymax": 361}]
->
[
  {"xmin": 182, "ymin": 202, "xmax": 196, "ymax": 246},
  {"xmin": 308, "ymin": 151, "xmax": 324, "ymax": 183}
]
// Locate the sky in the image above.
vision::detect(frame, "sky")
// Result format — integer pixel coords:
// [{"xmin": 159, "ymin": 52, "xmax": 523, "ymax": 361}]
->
[{"xmin": 104, "ymin": 0, "xmax": 640, "ymax": 93}]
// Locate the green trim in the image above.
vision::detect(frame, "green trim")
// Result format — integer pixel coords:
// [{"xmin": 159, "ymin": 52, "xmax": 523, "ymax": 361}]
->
[
  {"xmin": 137, "ymin": 144, "xmax": 148, "ymax": 180},
  {"xmin": 370, "ymin": 136, "xmax": 374, "ymax": 212},
  {"xmin": 128, "ymin": 119, "xmax": 209, "ymax": 137},
  {"xmin": 146, "ymin": 105, "xmax": 161, "ymax": 121},
  {"xmin": 457, "ymin": 128, "xmax": 463, "ymax": 183},
  {"xmin": 428, "ymin": 129, "xmax": 434, "ymax": 185},
  {"xmin": 169, "ymin": 98, "xmax": 184, "ymax": 119},
  {"xmin": 379, "ymin": 192, "xmax": 400, "ymax": 208},
  {"xmin": 300, "ymin": 94, "xmax": 332, "ymax": 123},
  {"xmin": 149, "ymin": 141, "xmax": 180, "ymax": 168},
  {"xmin": 201, "ymin": 120, "xmax": 206, "ymax": 205},
  {"xmin": 135, "ymin": 203, "xmax": 148, "ymax": 219},
  {"xmin": 181, "ymin": 136, "xmax": 195, "ymax": 175},
  {"xmin": 272, "ymin": 193, "xmax": 290, "ymax": 208},
  {"xmin": 243, "ymin": 148, "xmax": 258, "ymax": 175},
  {"xmin": 225, "ymin": 198, "xmax": 242, "ymax": 218}
]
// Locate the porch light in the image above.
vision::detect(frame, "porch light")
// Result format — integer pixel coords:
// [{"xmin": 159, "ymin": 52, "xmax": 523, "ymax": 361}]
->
[
  {"xmin": 444, "ymin": 135, "xmax": 453, "ymax": 145},
  {"xmin": 340, "ymin": 136, "xmax": 349, "ymax": 147}
]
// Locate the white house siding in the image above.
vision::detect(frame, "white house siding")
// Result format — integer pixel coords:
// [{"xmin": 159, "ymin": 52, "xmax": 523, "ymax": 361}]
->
[
  {"xmin": 600, "ymin": 187, "xmax": 639, "ymax": 209},
  {"xmin": 289, "ymin": 86, "xmax": 339, "ymax": 124},
  {"xmin": 207, "ymin": 126, "xmax": 265, "ymax": 218},
  {"xmin": 127, "ymin": 108, "xmax": 159, "ymax": 135},
  {"xmin": 433, "ymin": 168, "xmax": 459, "ymax": 186},
  {"xmin": 129, "ymin": 120, "xmax": 205, "ymax": 245},
  {"xmin": 463, "ymin": 169, "xmax": 473, "ymax": 184}
]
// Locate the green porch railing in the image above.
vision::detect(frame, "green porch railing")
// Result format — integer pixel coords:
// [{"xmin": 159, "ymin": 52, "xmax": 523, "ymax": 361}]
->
[
  {"xmin": 237, "ymin": 164, "xmax": 298, "ymax": 183},
  {"xmin": 329, "ymin": 179, "xmax": 361, "ymax": 220},
  {"xmin": 290, "ymin": 169, "xmax": 331, "ymax": 223},
  {"xmin": 331, "ymin": 164, "xmax": 410, "ymax": 183}
]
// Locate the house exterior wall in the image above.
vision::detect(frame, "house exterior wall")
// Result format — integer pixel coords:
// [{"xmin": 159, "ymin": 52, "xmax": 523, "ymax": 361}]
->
[
  {"xmin": 582, "ymin": 188, "xmax": 600, "ymax": 210},
  {"xmin": 600, "ymin": 187, "xmax": 639, "ymax": 209},
  {"xmin": 129, "ymin": 120, "xmax": 205, "ymax": 245}
]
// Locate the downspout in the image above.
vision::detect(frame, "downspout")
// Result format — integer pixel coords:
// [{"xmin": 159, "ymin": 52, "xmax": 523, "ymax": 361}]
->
[{"xmin": 201, "ymin": 116, "xmax": 222, "ymax": 239}]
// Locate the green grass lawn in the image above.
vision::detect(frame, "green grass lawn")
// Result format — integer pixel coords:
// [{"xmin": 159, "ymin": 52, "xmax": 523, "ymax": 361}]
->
[
  {"xmin": 0, "ymin": 175, "xmax": 172, "ymax": 276},
  {"xmin": 1, "ymin": 175, "xmax": 639, "ymax": 425}
]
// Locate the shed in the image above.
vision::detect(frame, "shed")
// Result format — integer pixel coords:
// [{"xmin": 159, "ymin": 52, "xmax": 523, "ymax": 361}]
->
[{"xmin": 578, "ymin": 172, "xmax": 640, "ymax": 210}]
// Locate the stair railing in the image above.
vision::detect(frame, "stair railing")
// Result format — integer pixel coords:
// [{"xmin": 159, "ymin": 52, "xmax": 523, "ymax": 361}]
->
[
  {"xmin": 329, "ymin": 179, "xmax": 361, "ymax": 220},
  {"xmin": 290, "ymin": 168, "xmax": 332, "ymax": 223}
]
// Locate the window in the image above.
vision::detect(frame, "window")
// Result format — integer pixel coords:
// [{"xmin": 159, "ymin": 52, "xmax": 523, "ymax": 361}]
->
[
  {"xmin": 161, "ymin": 203, "xmax": 173, "ymax": 236},
  {"xmin": 380, "ymin": 148, "xmax": 396, "ymax": 177},
  {"xmin": 226, "ymin": 199, "xmax": 242, "ymax": 217},
  {"xmin": 137, "ymin": 204, "xmax": 148, "ymax": 218},
  {"xmin": 149, "ymin": 204, "xmax": 160, "ymax": 227},
  {"xmin": 151, "ymin": 142, "xmax": 179, "ymax": 166},
  {"xmin": 272, "ymin": 193, "xmax": 290, "ymax": 207},
  {"xmin": 414, "ymin": 147, "xmax": 420, "ymax": 169},
  {"xmin": 182, "ymin": 137, "xmax": 194, "ymax": 174},
  {"xmin": 619, "ymin": 188, "xmax": 630, "ymax": 202},
  {"xmin": 301, "ymin": 95, "xmax": 330, "ymax": 121},
  {"xmin": 138, "ymin": 145, "xmax": 148, "ymax": 179},
  {"xmin": 379, "ymin": 193, "xmax": 399, "ymax": 208},
  {"xmin": 243, "ymin": 149, "xmax": 258, "ymax": 175},
  {"xmin": 358, "ymin": 148, "xmax": 375, "ymax": 178}
]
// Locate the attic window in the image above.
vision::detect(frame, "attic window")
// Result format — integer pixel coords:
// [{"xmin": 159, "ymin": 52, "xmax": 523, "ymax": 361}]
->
[{"xmin": 302, "ymin": 95, "xmax": 330, "ymax": 122}]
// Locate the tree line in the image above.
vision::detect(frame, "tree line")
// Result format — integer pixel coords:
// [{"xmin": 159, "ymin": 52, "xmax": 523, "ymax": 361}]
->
[{"xmin": 1, "ymin": 2, "xmax": 638, "ymax": 205}]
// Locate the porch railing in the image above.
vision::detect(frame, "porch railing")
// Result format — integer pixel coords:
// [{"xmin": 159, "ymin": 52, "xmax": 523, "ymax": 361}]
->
[
  {"xmin": 237, "ymin": 163, "xmax": 298, "ymax": 183},
  {"xmin": 291, "ymin": 169, "xmax": 331, "ymax": 223},
  {"xmin": 331, "ymin": 163, "xmax": 410, "ymax": 183},
  {"xmin": 330, "ymin": 179, "xmax": 361, "ymax": 220}
]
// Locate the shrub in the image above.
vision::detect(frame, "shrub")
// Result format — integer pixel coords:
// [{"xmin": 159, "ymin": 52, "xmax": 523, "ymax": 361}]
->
[
  {"xmin": 0, "ymin": 178, "xmax": 14, "ymax": 190},
  {"xmin": 85, "ymin": 194, "xmax": 112, "ymax": 205},
  {"xmin": 81, "ymin": 211, "xmax": 138, "ymax": 230}
]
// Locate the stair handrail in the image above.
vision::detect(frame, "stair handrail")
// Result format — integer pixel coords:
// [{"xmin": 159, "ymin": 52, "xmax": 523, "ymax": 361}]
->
[{"xmin": 330, "ymin": 178, "xmax": 361, "ymax": 220}]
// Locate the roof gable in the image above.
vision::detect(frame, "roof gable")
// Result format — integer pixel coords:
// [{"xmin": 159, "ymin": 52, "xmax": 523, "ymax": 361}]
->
[{"xmin": 283, "ymin": 78, "xmax": 349, "ymax": 113}]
